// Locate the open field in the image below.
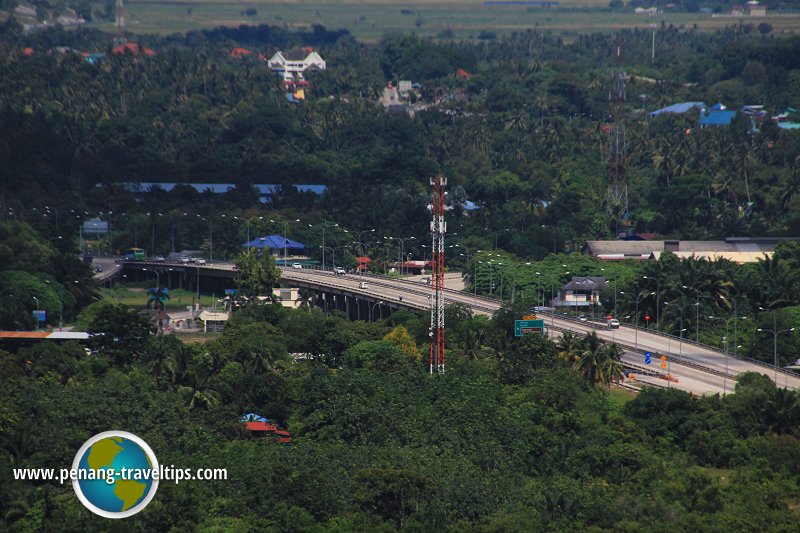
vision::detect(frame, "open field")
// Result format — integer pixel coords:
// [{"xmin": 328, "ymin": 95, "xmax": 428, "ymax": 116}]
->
[
  {"xmin": 100, "ymin": 285, "xmax": 220, "ymax": 310},
  {"xmin": 91, "ymin": 1, "xmax": 800, "ymax": 41}
]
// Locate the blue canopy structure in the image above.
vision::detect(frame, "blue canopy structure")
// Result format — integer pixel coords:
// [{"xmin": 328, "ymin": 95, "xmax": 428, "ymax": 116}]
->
[
  {"xmin": 240, "ymin": 413, "xmax": 269, "ymax": 423},
  {"xmin": 243, "ymin": 234, "xmax": 306, "ymax": 251}
]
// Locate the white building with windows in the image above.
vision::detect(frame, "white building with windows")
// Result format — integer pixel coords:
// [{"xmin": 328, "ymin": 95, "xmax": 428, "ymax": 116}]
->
[{"xmin": 268, "ymin": 48, "xmax": 326, "ymax": 77}]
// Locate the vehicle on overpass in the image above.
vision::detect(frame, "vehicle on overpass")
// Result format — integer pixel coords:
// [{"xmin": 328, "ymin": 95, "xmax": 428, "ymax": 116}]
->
[{"xmin": 124, "ymin": 247, "xmax": 146, "ymax": 261}]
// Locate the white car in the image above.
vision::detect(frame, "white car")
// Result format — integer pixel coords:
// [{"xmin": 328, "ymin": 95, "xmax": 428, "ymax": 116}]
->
[
  {"xmin": 180, "ymin": 256, "xmax": 190, "ymax": 264},
  {"xmin": 196, "ymin": 258, "xmax": 207, "ymax": 265},
  {"xmin": 333, "ymin": 267, "xmax": 346, "ymax": 275},
  {"xmin": 292, "ymin": 263, "xmax": 302, "ymax": 269},
  {"xmin": 154, "ymin": 255, "xmax": 166, "ymax": 262}
]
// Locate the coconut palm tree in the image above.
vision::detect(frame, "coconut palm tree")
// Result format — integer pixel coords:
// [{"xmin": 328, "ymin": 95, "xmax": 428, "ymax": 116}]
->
[
  {"xmin": 575, "ymin": 331, "xmax": 603, "ymax": 386},
  {"xmin": 599, "ymin": 343, "xmax": 624, "ymax": 388},
  {"xmin": 557, "ymin": 331, "xmax": 582, "ymax": 365},
  {"xmin": 769, "ymin": 388, "xmax": 800, "ymax": 436},
  {"xmin": 179, "ymin": 368, "xmax": 222, "ymax": 410}
]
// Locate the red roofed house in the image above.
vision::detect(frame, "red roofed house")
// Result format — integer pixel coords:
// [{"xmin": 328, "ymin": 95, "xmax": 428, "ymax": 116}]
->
[
  {"xmin": 230, "ymin": 47, "xmax": 253, "ymax": 59},
  {"xmin": 112, "ymin": 42, "xmax": 155, "ymax": 56},
  {"xmin": 244, "ymin": 421, "xmax": 292, "ymax": 443},
  {"xmin": 356, "ymin": 256, "xmax": 372, "ymax": 273}
]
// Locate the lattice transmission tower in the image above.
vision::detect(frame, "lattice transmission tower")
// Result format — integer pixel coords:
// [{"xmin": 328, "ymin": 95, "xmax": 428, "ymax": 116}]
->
[
  {"xmin": 606, "ymin": 43, "xmax": 630, "ymax": 237},
  {"xmin": 114, "ymin": 0, "xmax": 127, "ymax": 46},
  {"xmin": 429, "ymin": 175, "xmax": 447, "ymax": 374}
]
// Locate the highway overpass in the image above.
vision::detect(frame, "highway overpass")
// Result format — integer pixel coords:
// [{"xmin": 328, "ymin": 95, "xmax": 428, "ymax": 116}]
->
[{"xmin": 111, "ymin": 260, "xmax": 800, "ymax": 395}]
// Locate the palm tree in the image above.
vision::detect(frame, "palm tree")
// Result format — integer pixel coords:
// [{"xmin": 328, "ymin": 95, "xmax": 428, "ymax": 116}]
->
[
  {"xmin": 779, "ymin": 155, "xmax": 800, "ymax": 212},
  {"xmin": 599, "ymin": 343, "xmax": 624, "ymax": 388},
  {"xmin": 147, "ymin": 287, "xmax": 169, "ymax": 309},
  {"xmin": 178, "ymin": 368, "xmax": 222, "ymax": 410},
  {"xmin": 575, "ymin": 331, "xmax": 603, "ymax": 386},
  {"xmin": 769, "ymin": 388, "xmax": 800, "ymax": 436},
  {"xmin": 147, "ymin": 335, "xmax": 183, "ymax": 379},
  {"xmin": 557, "ymin": 331, "xmax": 582, "ymax": 365}
]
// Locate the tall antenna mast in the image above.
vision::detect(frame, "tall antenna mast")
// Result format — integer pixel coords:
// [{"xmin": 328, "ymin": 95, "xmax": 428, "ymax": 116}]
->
[
  {"xmin": 114, "ymin": 0, "xmax": 127, "ymax": 46},
  {"xmin": 429, "ymin": 175, "xmax": 447, "ymax": 374},
  {"xmin": 606, "ymin": 42, "xmax": 630, "ymax": 237}
]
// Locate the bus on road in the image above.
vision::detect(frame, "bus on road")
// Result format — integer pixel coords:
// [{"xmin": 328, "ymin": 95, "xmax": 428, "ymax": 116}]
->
[{"xmin": 124, "ymin": 247, "xmax": 146, "ymax": 260}]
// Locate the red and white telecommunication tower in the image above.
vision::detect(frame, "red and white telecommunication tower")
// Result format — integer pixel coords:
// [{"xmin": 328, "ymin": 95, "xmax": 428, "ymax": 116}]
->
[{"xmin": 429, "ymin": 175, "xmax": 447, "ymax": 374}]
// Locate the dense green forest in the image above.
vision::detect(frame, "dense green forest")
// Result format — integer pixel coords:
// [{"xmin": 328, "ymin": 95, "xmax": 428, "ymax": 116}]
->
[
  {"xmin": 3, "ymin": 295, "xmax": 800, "ymax": 531},
  {"xmin": 3, "ymin": 18, "xmax": 800, "ymax": 530}
]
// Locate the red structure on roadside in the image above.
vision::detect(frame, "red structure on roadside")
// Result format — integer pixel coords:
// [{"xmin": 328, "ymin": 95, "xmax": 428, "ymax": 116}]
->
[
  {"xmin": 244, "ymin": 420, "xmax": 292, "ymax": 444},
  {"xmin": 429, "ymin": 176, "xmax": 447, "ymax": 374}
]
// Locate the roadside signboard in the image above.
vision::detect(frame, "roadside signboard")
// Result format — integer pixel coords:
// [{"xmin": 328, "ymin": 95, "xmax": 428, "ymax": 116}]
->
[
  {"xmin": 515, "ymin": 319, "xmax": 545, "ymax": 337},
  {"xmin": 32, "ymin": 310, "xmax": 46, "ymax": 322}
]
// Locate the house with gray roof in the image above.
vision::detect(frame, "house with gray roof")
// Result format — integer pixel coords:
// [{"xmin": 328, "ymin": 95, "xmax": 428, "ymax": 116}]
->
[{"xmin": 554, "ymin": 277, "xmax": 607, "ymax": 310}]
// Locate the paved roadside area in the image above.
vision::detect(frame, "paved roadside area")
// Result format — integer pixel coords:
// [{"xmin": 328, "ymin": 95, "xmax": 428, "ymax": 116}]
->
[{"xmin": 403, "ymin": 271, "xmax": 465, "ymax": 291}]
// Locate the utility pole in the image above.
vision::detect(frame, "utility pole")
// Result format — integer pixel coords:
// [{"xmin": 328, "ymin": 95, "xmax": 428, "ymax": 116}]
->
[{"xmin": 429, "ymin": 176, "xmax": 447, "ymax": 374}]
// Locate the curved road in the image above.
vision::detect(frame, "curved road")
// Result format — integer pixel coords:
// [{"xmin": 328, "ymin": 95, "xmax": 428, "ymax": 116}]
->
[
  {"xmin": 112, "ymin": 262, "xmax": 799, "ymax": 394},
  {"xmin": 280, "ymin": 268, "xmax": 800, "ymax": 395}
]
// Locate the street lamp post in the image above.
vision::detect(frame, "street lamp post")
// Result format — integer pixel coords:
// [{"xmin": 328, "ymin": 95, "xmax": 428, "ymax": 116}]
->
[
  {"xmin": 235, "ymin": 215, "xmax": 264, "ymax": 249},
  {"xmin": 668, "ymin": 328, "xmax": 687, "ymax": 357},
  {"xmin": 620, "ymin": 291, "xmax": 650, "ymax": 349},
  {"xmin": 370, "ymin": 300, "xmax": 384, "ymax": 322},
  {"xmin": 346, "ymin": 229, "xmax": 376, "ymax": 272},
  {"xmin": 488, "ymin": 228, "xmax": 510, "ymax": 250},
  {"xmin": 270, "ymin": 218, "xmax": 301, "ymax": 266},
  {"xmin": 642, "ymin": 275, "xmax": 661, "ymax": 331},
  {"xmin": 663, "ymin": 301, "xmax": 686, "ymax": 359},
  {"xmin": 325, "ymin": 245, "xmax": 349, "ymax": 270},
  {"xmin": 386, "ymin": 236, "xmax": 416, "ymax": 276},
  {"xmin": 142, "ymin": 268, "xmax": 161, "ymax": 294},
  {"xmin": 32, "ymin": 295, "xmax": 39, "ymax": 330},
  {"xmin": 600, "ymin": 267, "xmax": 618, "ymax": 319},
  {"xmin": 708, "ymin": 315, "xmax": 731, "ymax": 394},
  {"xmin": 311, "ymin": 221, "xmax": 339, "ymax": 270},
  {"xmin": 682, "ymin": 285, "xmax": 704, "ymax": 342},
  {"xmin": 720, "ymin": 295, "xmax": 742, "ymax": 357},
  {"xmin": 757, "ymin": 315, "xmax": 796, "ymax": 384},
  {"xmin": 509, "ymin": 262, "xmax": 531, "ymax": 303}
]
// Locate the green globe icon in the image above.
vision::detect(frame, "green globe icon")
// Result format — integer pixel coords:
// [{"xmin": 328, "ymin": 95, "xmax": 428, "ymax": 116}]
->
[{"xmin": 72, "ymin": 431, "xmax": 159, "ymax": 518}]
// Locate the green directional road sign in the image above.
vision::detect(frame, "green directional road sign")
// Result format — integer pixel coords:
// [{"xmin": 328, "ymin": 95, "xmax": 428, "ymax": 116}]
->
[{"xmin": 515, "ymin": 319, "xmax": 545, "ymax": 337}]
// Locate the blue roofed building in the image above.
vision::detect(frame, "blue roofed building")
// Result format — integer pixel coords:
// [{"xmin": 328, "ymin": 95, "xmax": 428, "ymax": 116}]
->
[
  {"xmin": 700, "ymin": 103, "xmax": 736, "ymax": 127},
  {"xmin": 649, "ymin": 102, "xmax": 706, "ymax": 118},
  {"xmin": 114, "ymin": 183, "xmax": 327, "ymax": 203},
  {"xmin": 244, "ymin": 234, "xmax": 306, "ymax": 251}
]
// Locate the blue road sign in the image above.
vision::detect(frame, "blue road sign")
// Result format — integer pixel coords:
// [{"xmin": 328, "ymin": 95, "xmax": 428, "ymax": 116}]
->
[
  {"xmin": 644, "ymin": 351, "xmax": 652, "ymax": 365},
  {"xmin": 32, "ymin": 310, "xmax": 46, "ymax": 322}
]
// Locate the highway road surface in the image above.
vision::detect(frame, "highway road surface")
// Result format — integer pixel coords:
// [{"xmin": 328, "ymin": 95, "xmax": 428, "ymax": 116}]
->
[
  {"xmin": 281, "ymin": 269, "xmax": 800, "ymax": 395},
  {"xmin": 110, "ymin": 262, "xmax": 799, "ymax": 395}
]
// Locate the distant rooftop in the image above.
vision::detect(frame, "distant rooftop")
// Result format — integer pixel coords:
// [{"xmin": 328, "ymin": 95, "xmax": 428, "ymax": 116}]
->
[
  {"xmin": 108, "ymin": 183, "xmax": 327, "ymax": 203},
  {"xmin": 585, "ymin": 237, "xmax": 793, "ymax": 263}
]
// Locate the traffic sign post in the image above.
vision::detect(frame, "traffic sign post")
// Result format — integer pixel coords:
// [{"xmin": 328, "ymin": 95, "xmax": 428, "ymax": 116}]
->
[
  {"xmin": 32, "ymin": 310, "xmax": 46, "ymax": 328},
  {"xmin": 644, "ymin": 351, "xmax": 651, "ymax": 365},
  {"xmin": 514, "ymin": 319, "xmax": 545, "ymax": 337}
]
